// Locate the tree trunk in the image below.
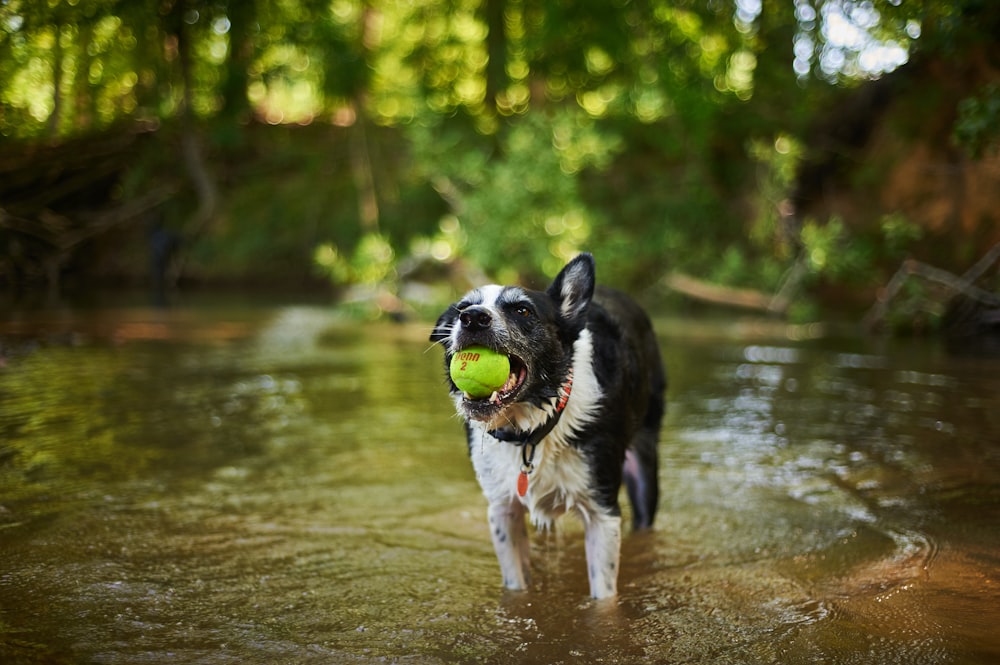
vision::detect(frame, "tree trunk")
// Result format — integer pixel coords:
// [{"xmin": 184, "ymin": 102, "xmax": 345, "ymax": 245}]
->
[
  {"xmin": 168, "ymin": 0, "xmax": 220, "ymax": 284},
  {"xmin": 348, "ymin": 107, "xmax": 379, "ymax": 233},
  {"xmin": 48, "ymin": 24, "xmax": 64, "ymax": 137},
  {"xmin": 483, "ymin": 0, "xmax": 507, "ymax": 113}
]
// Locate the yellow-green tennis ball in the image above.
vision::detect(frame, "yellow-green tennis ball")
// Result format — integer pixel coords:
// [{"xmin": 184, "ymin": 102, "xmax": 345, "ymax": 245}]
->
[{"xmin": 450, "ymin": 346, "xmax": 511, "ymax": 398}]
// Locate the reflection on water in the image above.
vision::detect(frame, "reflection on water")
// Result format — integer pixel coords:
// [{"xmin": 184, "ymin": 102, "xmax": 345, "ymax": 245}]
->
[{"xmin": 1, "ymin": 306, "xmax": 999, "ymax": 664}]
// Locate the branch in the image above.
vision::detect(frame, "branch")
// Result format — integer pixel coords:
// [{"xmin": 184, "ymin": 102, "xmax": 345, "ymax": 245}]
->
[
  {"xmin": 664, "ymin": 272, "xmax": 777, "ymax": 312},
  {"xmin": 66, "ymin": 185, "xmax": 177, "ymax": 248},
  {"xmin": 767, "ymin": 258, "xmax": 809, "ymax": 314},
  {"xmin": 863, "ymin": 257, "xmax": 1000, "ymax": 331},
  {"xmin": 0, "ymin": 186, "xmax": 175, "ymax": 250},
  {"xmin": 962, "ymin": 241, "xmax": 1000, "ymax": 284}
]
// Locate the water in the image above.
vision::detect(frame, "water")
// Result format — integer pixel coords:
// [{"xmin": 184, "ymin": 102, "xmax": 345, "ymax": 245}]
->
[{"xmin": 1, "ymin": 305, "xmax": 998, "ymax": 664}]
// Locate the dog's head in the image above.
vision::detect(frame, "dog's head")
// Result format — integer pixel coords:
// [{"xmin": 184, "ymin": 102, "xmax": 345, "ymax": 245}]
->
[{"xmin": 430, "ymin": 254, "xmax": 595, "ymax": 429}]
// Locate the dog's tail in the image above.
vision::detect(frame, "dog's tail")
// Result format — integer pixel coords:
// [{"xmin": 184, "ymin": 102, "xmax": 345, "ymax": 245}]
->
[{"xmin": 624, "ymin": 341, "xmax": 665, "ymax": 530}]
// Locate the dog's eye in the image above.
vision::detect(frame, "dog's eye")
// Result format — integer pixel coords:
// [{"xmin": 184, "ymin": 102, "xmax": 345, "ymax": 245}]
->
[{"xmin": 515, "ymin": 306, "xmax": 532, "ymax": 318}]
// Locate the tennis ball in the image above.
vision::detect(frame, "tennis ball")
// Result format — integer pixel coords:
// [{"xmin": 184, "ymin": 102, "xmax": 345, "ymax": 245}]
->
[{"xmin": 449, "ymin": 346, "xmax": 511, "ymax": 398}]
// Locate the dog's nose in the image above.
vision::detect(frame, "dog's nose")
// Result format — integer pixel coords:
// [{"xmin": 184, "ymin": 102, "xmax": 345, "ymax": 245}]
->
[{"xmin": 459, "ymin": 306, "xmax": 492, "ymax": 331}]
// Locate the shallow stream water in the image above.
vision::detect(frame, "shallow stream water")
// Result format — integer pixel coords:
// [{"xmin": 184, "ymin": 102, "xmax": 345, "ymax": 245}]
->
[{"xmin": 1, "ymin": 304, "xmax": 998, "ymax": 664}]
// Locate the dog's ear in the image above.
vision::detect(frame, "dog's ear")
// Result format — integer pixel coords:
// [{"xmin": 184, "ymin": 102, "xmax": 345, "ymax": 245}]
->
[
  {"xmin": 429, "ymin": 304, "xmax": 460, "ymax": 344},
  {"xmin": 547, "ymin": 253, "xmax": 595, "ymax": 326}
]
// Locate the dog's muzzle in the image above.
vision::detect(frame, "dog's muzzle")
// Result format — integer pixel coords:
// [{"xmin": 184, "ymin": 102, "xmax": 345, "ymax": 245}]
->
[{"xmin": 450, "ymin": 305, "xmax": 529, "ymax": 421}]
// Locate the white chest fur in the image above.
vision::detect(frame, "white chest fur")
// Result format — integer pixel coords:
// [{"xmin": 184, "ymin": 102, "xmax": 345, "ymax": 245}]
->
[{"xmin": 466, "ymin": 329, "xmax": 609, "ymax": 528}]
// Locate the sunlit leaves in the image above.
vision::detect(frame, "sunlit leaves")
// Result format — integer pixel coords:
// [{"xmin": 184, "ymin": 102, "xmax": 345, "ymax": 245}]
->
[
  {"xmin": 0, "ymin": 0, "xmax": 932, "ymax": 138},
  {"xmin": 784, "ymin": 0, "xmax": 918, "ymax": 82},
  {"xmin": 405, "ymin": 107, "xmax": 620, "ymax": 280},
  {"xmin": 720, "ymin": 50, "xmax": 756, "ymax": 99},
  {"xmin": 0, "ymin": 0, "xmax": 974, "ymax": 302},
  {"xmin": 315, "ymin": 233, "xmax": 396, "ymax": 287},
  {"xmin": 3, "ymin": 49, "xmax": 53, "ymax": 124}
]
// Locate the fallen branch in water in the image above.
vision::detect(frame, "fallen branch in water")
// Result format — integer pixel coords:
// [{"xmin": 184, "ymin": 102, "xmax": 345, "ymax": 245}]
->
[
  {"xmin": 663, "ymin": 254, "xmax": 811, "ymax": 315},
  {"xmin": 962, "ymin": 241, "xmax": 1000, "ymax": 284},
  {"xmin": 863, "ymin": 245, "xmax": 1000, "ymax": 332},
  {"xmin": 664, "ymin": 271, "xmax": 784, "ymax": 313}
]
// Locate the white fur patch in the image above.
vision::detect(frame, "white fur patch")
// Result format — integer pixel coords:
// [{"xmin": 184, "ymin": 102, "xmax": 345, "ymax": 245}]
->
[
  {"xmin": 444, "ymin": 284, "xmax": 505, "ymax": 352},
  {"xmin": 585, "ymin": 512, "xmax": 622, "ymax": 598},
  {"xmin": 476, "ymin": 284, "xmax": 505, "ymax": 309}
]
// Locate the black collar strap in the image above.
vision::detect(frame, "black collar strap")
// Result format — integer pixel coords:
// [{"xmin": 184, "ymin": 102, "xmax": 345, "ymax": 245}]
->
[
  {"xmin": 487, "ymin": 368, "xmax": 574, "ymax": 448},
  {"xmin": 487, "ymin": 369, "xmax": 574, "ymax": 498}
]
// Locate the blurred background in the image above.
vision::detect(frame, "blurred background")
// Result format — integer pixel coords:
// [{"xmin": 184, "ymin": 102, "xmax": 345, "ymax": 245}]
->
[{"xmin": 1, "ymin": 0, "xmax": 998, "ymax": 330}]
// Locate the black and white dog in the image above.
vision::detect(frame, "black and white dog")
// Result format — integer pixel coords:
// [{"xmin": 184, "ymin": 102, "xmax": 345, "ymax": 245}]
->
[{"xmin": 430, "ymin": 253, "xmax": 665, "ymax": 598}]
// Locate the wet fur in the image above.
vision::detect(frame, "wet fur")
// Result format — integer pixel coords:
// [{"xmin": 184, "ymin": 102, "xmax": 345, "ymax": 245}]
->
[{"xmin": 430, "ymin": 254, "xmax": 665, "ymax": 599}]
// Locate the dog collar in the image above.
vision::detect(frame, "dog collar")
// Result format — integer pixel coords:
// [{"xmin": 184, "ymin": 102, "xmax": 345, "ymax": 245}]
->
[{"xmin": 487, "ymin": 368, "xmax": 574, "ymax": 497}]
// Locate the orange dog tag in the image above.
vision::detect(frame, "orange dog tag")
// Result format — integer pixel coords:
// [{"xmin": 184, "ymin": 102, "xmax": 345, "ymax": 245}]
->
[{"xmin": 517, "ymin": 470, "xmax": 529, "ymax": 497}]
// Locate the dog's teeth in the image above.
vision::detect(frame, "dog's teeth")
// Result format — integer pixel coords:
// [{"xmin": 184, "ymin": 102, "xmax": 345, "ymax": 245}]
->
[
  {"xmin": 463, "ymin": 392, "xmax": 474, "ymax": 400},
  {"xmin": 489, "ymin": 391, "xmax": 500, "ymax": 404},
  {"xmin": 502, "ymin": 372, "xmax": 517, "ymax": 392}
]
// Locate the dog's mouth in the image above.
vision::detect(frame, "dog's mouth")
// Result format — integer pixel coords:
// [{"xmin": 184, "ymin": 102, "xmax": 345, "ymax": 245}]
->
[{"xmin": 458, "ymin": 353, "xmax": 528, "ymax": 415}]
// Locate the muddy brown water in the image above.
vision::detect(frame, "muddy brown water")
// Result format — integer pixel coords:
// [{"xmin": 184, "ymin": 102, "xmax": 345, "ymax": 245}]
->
[{"xmin": 1, "ymin": 305, "xmax": 998, "ymax": 664}]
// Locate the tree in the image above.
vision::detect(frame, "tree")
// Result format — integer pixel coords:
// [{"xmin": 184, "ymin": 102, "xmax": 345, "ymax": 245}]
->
[{"xmin": 1, "ymin": 0, "xmax": 996, "ymax": 316}]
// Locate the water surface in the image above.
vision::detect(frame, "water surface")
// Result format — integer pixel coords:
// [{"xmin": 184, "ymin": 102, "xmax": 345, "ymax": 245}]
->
[{"xmin": 1, "ymin": 305, "xmax": 998, "ymax": 663}]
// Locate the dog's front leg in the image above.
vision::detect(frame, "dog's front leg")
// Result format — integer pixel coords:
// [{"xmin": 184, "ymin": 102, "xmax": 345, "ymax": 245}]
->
[
  {"xmin": 584, "ymin": 512, "xmax": 622, "ymax": 599},
  {"xmin": 487, "ymin": 499, "xmax": 531, "ymax": 590}
]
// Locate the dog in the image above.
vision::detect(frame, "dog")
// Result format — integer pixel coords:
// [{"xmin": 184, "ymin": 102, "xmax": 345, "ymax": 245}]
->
[{"xmin": 430, "ymin": 253, "xmax": 665, "ymax": 599}]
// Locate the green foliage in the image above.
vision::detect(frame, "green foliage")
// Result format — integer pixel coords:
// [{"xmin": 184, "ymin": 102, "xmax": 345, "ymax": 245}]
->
[
  {"xmin": 315, "ymin": 232, "xmax": 396, "ymax": 288},
  {"xmin": 355, "ymin": 232, "xmax": 393, "ymax": 285},
  {"xmin": 879, "ymin": 211, "xmax": 924, "ymax": 255},
  {"xmin": 953, "ymin": 82, "xmax": 1000, "ymax": 158},
  {"xmin": 882, "ymin": 278, "xmax": 943, "ymax": 333},
  {"xmin": 406, "ymin": 108, "xmax": 620, "ymax": 282},
  {"xmin": 0, "ymin": 0, "xmax": 986, "ymax": 315},
  {"xmin": 800, "ymin": 218, "xmax": 836, "ymax": 275},
  {"xmin": 748, "ymin": 133, "xmax": 805, "ymax": 260},
  {"xmin": 800, "ymin": 212, "xmax": 925, "ymax": 284}
]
